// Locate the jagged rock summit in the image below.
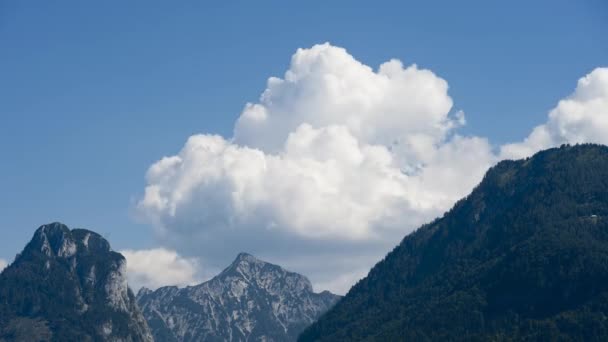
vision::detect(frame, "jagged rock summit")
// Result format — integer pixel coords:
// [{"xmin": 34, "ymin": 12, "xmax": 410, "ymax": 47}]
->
[
  {"xmin": 0, "ymin": 222, "xmax": 153, "ymax": 342},
  {"xmin": 137, "ymin": 252, "xmax": 341, "ymax": 342}
]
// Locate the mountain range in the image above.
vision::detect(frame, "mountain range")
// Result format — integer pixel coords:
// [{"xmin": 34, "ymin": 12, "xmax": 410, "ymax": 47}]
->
[
  {"xmin": 3, "ymin": 145, "xmax": 608, "ymax": 341},
  {"xmin": 0, "ymin": 223, "xmax": 339, "ymax": 341}
]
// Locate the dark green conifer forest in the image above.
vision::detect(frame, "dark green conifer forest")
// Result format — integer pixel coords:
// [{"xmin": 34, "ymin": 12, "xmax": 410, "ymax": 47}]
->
[{"xmin": 300, "ymin": 144, "xmax": 608, "ymax": 341}]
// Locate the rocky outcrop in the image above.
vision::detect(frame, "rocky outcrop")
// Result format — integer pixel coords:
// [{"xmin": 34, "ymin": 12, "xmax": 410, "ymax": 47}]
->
[
  {"xmin": 137, "ymin": 253, "xmax": 340, "ymax": 342},
  {"xmin": 0, "ymin": 222, "xmax": 153, "ymax": 342}
]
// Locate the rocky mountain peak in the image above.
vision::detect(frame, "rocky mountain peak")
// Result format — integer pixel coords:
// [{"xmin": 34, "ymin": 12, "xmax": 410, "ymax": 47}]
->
[
  {"xmin": 217, "ymin": 252, "xmax": 314, "ymax": 295},
  {"xmin": 225, "ymin": 252, "xmax": 266, "ymax": 272},
  {"xmin": 29, "ymin": 222, "xmax": 77, "ymax": 258},
  {"xmin": 26, "ymin": 223, "xmax": 112, "ymax": 260},
  {"xmin": 235, "ymin": 251, "xmax": 256, "ymax": 261},
  {"xmin": 0, "ymin": 222, "xmax": 153, "ymax": 342},
  {"xmin": 138, "ymin": 253, "xmax": 341, "ymax": 342}
]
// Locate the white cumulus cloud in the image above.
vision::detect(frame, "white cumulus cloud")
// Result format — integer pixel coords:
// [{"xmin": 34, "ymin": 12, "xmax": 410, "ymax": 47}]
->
[
  {"xmin": 135, "ymin": 43, "xmax": 606, "ymax": 294},
  {"xmin": 501, "ymin": 67, "xmax": 608, "ymax": 159},
  {"xmin": 136, "ymin": 43, "xmax": 496, "ymax": 294},
  {"xmin": 0, "ymin": 259, "xmax": 7, "ymax": 272},
  {"xmin": 121, "ymin": 248, "xmax": 202, "ymax": 291},
  {"xmin": 234, "ymin": 44, "xmax": 457, "ymax": 155}
]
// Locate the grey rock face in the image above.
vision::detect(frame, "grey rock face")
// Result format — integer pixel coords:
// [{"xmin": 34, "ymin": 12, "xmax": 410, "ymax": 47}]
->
[
  {"xmin": 0, "ymin": 222, "xmax": 153, "ymax": 342},
  {"xmin": 137, "ymin": 253, "xmax": 340, "ymax": 342}
]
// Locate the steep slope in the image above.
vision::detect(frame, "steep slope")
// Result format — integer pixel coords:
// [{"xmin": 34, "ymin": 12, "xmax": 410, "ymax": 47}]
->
[
  {"xmin": 137, "ymin": 253, "xmax": 340, "ymax": 342},
  {"xmin": 0, "ymin": 222, "xmax": 153, "ymax": 342},
  {"xmin": 300, "ymin": 144, "xmax": 608, "ymax": 341}
]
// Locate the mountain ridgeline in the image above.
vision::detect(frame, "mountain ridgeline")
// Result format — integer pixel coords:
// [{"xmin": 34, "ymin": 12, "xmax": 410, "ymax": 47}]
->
[
  {"xmin": 300, "ymin": 144, "xmax": 608, "ymax": 341},
  {"xmin": 137, "ymin": 253, "xmax": 341, "ymax": 342},
  {"xmin": 4, "ymin": 144, "xmax": 608, "ymax": 341},
  {"xmin": 0, "ymin": 223, "xmax": 153, "ymax": 342},
  {"xmin": 0, "ymin": 222, "xmax": 338, "ymax": 342}
]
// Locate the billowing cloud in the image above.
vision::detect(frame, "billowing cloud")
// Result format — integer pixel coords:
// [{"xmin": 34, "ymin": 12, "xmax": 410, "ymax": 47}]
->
[
  {"xmin": 501, "ymin": 67, "xmax": 608, "ymax": 159},
  {"xmin": 0, "ymin": 259, "xmax": 7, "ymax": 272},
  {"xmin": 136, "ymin": 44, "xmax": 606, "ymax": 294},
  {"xmin": 136, "ymin": 43, "xmax": 496, "ymax": 294},
  {"xmin": 121, "ymin": 248, "xmax": 202, "ymax": 291},
  {"xmin": 138, "ymin": 128, "xmax": 492, "ymax": 242},
  {"xmin": 234, "ymin": 44, "xmax": 457, "ymax": 155}
]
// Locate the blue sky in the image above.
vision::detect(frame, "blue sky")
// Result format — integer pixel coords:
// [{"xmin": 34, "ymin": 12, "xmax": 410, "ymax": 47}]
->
[{"xmin": 1, "ymin": 0, "xmax": 607, "ymax": 290}]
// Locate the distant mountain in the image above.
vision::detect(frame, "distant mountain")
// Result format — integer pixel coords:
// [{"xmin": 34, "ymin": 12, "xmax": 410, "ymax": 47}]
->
[
  {"xmin": 300, "ymin": 144, "xmax": 608, "ymax": 341},
  {"xmin": 137, "ymin": 252, "xmax": 340, "ymax": 342},
  {"xmin": 0, "ymin": 222, "xmax": 153, "ymax": 342}
]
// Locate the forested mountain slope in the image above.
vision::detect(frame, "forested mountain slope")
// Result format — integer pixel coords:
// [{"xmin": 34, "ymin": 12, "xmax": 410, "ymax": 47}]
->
[{"xmin": 301, "ymin": 144, "xmax": 608, "ymax": 341}]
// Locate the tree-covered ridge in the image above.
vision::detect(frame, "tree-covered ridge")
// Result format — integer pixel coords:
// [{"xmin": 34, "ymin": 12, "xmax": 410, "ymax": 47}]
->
[
  {"xmin": 0, "ymin": 223, "xmax": 152, "ymax": 342},
  {"xmin": 300, "ymin": 144, "xmax": 608, "ymax": 341}
]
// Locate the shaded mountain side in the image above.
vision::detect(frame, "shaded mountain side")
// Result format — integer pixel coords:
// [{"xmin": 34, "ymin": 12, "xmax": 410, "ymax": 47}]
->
[
  {"xmin": 137, "ymin": 253, "xmax": 340, "ymax": 342},
  {"xmin": 0, "ymin": 223, "xmax": 153, "ymax": 342},
  {"xmin": 300, "ymin": 144, "xmax": 608, "ymax": 341}
]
